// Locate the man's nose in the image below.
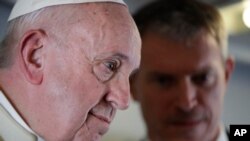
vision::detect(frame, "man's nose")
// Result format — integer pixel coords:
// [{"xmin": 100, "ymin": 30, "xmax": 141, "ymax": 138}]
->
[
  {"xmin": 176, "ymin": 78, "xmax": 198, "ymax": 112},
  {"xmin": 105, "ymin": 76, "xmax": 130, "ymax": 110}
]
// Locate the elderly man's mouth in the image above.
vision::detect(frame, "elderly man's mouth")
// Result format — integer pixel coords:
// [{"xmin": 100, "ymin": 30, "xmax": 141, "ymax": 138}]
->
[{"xmin": 90, "ymin": 112, "xmax": 112, "ymax": 124}]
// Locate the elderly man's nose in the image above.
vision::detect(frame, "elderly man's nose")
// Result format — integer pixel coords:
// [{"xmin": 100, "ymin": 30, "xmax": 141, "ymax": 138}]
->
[{"xmin": 106, "ymin": 78, "xmax": 130, "ymax": 110}]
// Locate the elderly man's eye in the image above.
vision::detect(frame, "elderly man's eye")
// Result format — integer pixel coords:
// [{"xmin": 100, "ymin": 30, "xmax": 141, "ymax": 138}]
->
[
  {"xmin": 104, "ymin": 60, "xmax": 118, "ymax": 72},
  {"xmin": 93, "ymin": 59, "xmax": 121, "ymax": 82}
]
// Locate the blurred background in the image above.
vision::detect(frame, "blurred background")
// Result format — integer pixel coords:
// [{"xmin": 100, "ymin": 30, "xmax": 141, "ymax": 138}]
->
[{"xmin": 0, "ymin": 0, "xmax": 249, "ymax": 140}]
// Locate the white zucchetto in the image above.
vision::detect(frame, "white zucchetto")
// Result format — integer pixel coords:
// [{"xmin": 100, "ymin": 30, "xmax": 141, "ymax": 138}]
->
[{"xmin": 8, "ymin": 0, "xmax": 126, "ymax": 21}]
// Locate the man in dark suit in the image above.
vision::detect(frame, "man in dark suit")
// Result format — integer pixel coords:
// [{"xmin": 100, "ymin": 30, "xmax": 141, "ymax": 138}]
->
[{"xmin": 131, "ymin": 0, "xmax": 234, "ymax": 141}]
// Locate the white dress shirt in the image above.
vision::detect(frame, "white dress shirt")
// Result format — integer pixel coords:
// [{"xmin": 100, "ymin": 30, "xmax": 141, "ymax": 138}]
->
[{"xmin": 142, "ymin": 124, "xmax": 229, "ymax": 141}]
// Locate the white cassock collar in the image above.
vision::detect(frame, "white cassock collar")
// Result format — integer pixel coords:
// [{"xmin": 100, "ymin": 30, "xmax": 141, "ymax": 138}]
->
[{"xmin": 0, "ymin": 91, "xmax": 44, "ymax": 141}]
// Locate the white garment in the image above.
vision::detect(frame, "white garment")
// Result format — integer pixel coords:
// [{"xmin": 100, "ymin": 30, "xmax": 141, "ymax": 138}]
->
[
  {"xmin": 0, "ymin": 91, "xmax": 44, "ymax": 141},
  {"xmin": 142, "ymin": 125, "xmax": 229, "ymax": 141},
  {"xmin": 217, "ymin": 125, "xmax": 229, "ymax": 141}
]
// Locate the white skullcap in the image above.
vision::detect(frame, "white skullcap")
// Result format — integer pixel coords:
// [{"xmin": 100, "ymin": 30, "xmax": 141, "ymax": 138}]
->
[{"xmin": 8, "ymin": 0, "xmax": 126, "ymax": 21}]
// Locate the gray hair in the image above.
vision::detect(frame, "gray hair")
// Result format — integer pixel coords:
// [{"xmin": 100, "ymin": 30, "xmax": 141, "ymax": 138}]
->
[{"xmin": 0, "ymin": 8, "xmax": 45, "ymax": 68}]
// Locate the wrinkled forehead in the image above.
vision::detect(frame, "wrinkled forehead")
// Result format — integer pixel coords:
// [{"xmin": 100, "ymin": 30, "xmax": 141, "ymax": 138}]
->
[
  {"xmin": 43, "ymin": 3, "xmax": 136, "ymax": 43},
  {"xmin": 79, "ymin": 4, "xmax": 141, "ymax": 68},
  {"xmin": 80, "ymin": 3, "xmax": 133, "ymax": 28},
  {"xmin": 73, "ymin": 3, "xmax": 138, "ymax": 43},
  {"xmin": 48, "ymin": 3, "xmax": 133, "ymax": 32},
  {"xmin": 55, "ymin": 3, "xmax": 140, "ymax": 64}
]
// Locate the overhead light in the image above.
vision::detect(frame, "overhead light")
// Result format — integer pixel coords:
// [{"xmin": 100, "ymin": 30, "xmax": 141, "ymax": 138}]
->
[
  {"xmin": 243, "ymin": 7, "xmax": 250, "ymax": 28},
  {"xmin": 243, "ymin": 0, "xmax": 250, "ymax": 28}
]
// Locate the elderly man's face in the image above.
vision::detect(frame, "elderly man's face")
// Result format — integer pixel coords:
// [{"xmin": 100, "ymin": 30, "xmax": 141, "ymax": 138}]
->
[
  {"xmin": 28, "ymin": 4, "xmax": 141, "ymax": 141},
  {"xmin": 133, "ymin": 31, "xmax": 233, "ymax": 141}
]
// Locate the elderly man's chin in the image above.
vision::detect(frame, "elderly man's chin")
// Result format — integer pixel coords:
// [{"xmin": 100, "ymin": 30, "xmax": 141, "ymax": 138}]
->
[{"xmin": 72, "ymin": 113, "xmax": 112, "ymax": 141}]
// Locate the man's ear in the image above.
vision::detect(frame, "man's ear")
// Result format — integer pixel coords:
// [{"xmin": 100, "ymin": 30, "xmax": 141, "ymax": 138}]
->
[
  {"xmin": 225, "ymin": 56, "xmax": 235, "ymax": 83},
  {"xmin": 19, "ymin": 29, "xmax": 47, "ymax": 85},
  {"xmin": 129, "ymin": 71, "xmax": 139, "ymax": 102}
]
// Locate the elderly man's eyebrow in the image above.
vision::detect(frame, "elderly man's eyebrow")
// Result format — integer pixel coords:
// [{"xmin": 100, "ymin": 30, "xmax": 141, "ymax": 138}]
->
[
  {"xmin": 113, "ymin": 53, "xmax": 140, "ymax": 73},
  {"xmin": 112, "ymin": 53, "xmax": 128, "ymax": 60},
  {"xmin": 93, "ymin": 52, "xmax": 128, "ymax": 61}
]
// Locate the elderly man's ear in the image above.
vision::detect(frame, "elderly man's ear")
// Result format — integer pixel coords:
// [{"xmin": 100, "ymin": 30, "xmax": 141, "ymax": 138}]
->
[
  {"xmin": 19, "ymin": 30, "xmax": 47, "ymax": 85},
  {"xmin": 129, "ymin": 72, "xmax": 139, "ymax": 102}
]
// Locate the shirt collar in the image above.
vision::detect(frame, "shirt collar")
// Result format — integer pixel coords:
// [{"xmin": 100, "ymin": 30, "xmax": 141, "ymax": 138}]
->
[
  {"xmin": 0, "ymin": 91, "xmax": 44, "ymax": 141},
  {"xmin": 217, "ymin": 125, "xmax": 229, "ymax": 141},
  {"xmin": 144, "ymin": 123, "xmax": 229, "ymax": 141}
]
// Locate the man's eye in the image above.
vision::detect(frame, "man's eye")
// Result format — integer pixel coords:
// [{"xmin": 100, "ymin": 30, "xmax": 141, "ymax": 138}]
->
[
  {"xmin": 155, "ymin": 76, "xmax": 171, "ymax": 86},
  {"xmin": 149, "ymin": 74, "xmax": 174, "ymax": 88},
  {"xmin": 192, "ymin": 72, "xmax": 215, "ymax": 87},
  {"xmin": 93, "ymin": 59, "xmax": 121, "ymax": 82},
  {"xmin": 104, "ymin": 60, "xmax": 119, "ymax": 72}
]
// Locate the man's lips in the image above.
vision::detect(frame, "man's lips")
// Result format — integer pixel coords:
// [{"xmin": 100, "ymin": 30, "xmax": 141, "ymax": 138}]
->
[
  {"xmin": 174, "ymin": 120, "xmax": 201, "ymax": 126},
  {"xmin": 90, "ymin": 112, "xmax": 112, "ymax": 124},
  {"xmin": 170, "ymin": 112, "xmax": 205, "ymax": 127},
  {"xmin": 171, "ymin": 118, "xmax": 203, "ymax": 128}
]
